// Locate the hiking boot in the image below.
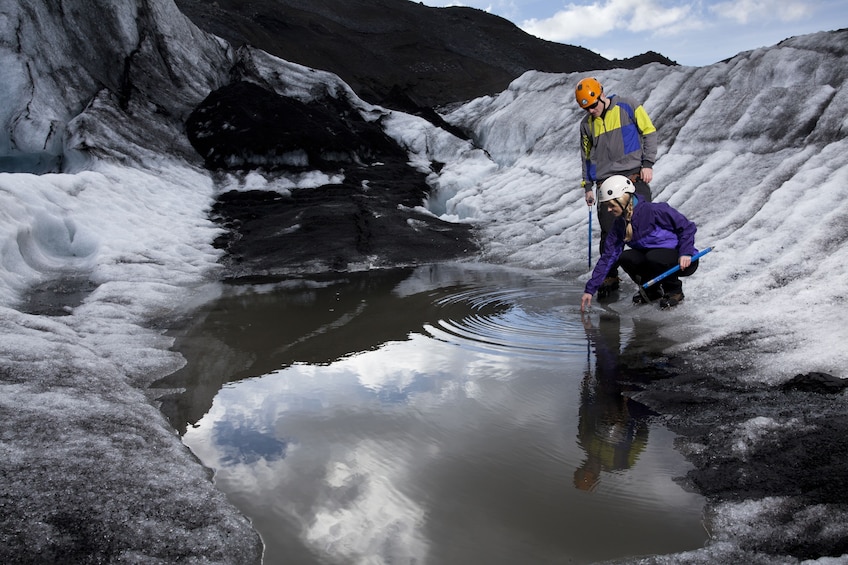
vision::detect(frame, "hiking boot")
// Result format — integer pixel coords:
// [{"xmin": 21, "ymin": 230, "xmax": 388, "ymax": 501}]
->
[
  {"xmin": 597, "ymin": 276, "xmax": 620, "ymax": 298},
  {"xmin": 632, "ymin": 289, "xmax": 662, "ymax": 305},
  {"xmin": 660, "ymin": 293, "xmax": 685, "ymax": 309}
]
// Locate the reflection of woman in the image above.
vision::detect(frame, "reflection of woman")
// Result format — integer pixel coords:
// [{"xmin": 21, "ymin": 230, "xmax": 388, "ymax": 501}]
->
[{"xmin": 574, "ymin": 313, "xmax": 650, "ymax": 492}]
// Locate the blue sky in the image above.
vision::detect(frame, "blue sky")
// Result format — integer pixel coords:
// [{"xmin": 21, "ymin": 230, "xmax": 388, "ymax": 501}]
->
[{"xmin": 415, "ymin": 0, "xmax": 848, "ymax": 66}]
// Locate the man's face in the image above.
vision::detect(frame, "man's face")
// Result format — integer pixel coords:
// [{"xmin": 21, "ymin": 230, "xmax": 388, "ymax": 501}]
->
[{"xmin": 584, "ymin": 97, "xmax": 603, "ymax": 118}]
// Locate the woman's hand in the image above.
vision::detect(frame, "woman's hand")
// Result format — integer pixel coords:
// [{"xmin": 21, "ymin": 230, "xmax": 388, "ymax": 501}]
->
[
  {"xmin": 679, "ymin": 255, "xmax": 691, "ymax": 270},
  {"xmin": 581, "ymin": 293, "xmax": 593, "ymax": 312}
]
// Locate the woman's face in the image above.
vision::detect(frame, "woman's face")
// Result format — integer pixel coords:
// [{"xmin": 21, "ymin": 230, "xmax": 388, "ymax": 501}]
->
[{"xmin": 606, "ymin": 199, "xmax": 624, "ymax": 217}]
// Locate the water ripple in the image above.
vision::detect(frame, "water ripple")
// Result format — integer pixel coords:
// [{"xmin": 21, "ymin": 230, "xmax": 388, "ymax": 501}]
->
[{"xmin": 426, "ymin": 282, "xmax": 588, "ymax": 358}]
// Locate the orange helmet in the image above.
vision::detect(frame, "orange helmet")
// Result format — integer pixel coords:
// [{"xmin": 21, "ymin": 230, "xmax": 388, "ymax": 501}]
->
[{"xmin": 575, "ymin": 77, "xmax": 603, "ymax": 108}]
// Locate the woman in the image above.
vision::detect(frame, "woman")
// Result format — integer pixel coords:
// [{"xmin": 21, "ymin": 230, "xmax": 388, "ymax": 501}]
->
[{"xmin": 580, "ymin": 175, "xmax": 700, "ymax": 312}]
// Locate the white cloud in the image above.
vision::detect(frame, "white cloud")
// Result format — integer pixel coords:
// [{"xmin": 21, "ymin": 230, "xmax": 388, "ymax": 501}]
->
[
  {"xmin": 519, "ymin": 0, "xmax": 697, "ymax": 43},
  {"xmin": 710, "ymin": 0, "xmax": 814, "ymax": 25}
]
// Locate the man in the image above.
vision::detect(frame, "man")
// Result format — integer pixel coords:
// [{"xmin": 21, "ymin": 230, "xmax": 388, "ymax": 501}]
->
[{"xmin": 576, "ymin": 77, "xmax": 658, "ymax": 297}]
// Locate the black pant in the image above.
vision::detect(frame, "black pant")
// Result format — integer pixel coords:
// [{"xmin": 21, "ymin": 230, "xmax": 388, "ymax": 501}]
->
[
  {"xmin": 598, "ymin": 177, "xmax": 651, "ymax": 278},
  {"xmin": 618, "ymin": 247, "xmax": 699, "ymax": 295}
]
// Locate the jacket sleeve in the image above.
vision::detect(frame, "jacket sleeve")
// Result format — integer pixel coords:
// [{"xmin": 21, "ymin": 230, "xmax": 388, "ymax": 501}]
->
[
  {"xmin": 655, "ymin": 204, "xmax": 697, "ymax": 257},
  {"xmin": 633, "ymin": 105, "xmax": 658, "ymax": 167},
  {"xmin": 584, "ymin": 221, "xmax": 626, "ymax": 295}
]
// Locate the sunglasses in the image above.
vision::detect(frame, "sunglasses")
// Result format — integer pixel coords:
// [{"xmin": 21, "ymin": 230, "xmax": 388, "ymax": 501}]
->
[{"xmin": 585, "ymin": 100, "xmax": 601, "ymax": 111}]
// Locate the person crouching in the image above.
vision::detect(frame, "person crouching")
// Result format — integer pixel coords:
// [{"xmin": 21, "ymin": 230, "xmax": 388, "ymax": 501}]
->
[{"xmin": 580, "ymin": 175, "xmax": 700, "ymax": 312}]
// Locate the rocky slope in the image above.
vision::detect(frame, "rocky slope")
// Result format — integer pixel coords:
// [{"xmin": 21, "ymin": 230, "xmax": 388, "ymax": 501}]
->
[{"xmin": 174, "ymin": 0, "xmax": 676, "ymax": 110}]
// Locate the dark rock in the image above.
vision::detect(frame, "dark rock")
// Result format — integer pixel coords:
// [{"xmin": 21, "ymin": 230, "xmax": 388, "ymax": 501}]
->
[
  {"xmin": 188, "ymin": 81, "xmax": 478, "ymax": 277},
  {"xmin": 780, "ymin": 372, "xmax": 848, "ymax": 394},
  {"xmin": 186, "ymin": 80, "xmax": 398, "ymax": 170},
  {"xmin": 628, "ymin": 336, "xmax": 848, "ymax": 560},
  {"xmin": 610, "ymin": 50, "xmax": 677, "ymax": 68}
]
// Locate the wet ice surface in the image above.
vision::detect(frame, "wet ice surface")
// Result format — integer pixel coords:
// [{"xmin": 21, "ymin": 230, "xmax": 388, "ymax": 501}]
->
[
  {"xmin": 159, "ymin": 264, "xmax": 708, "ymax": 564},
  {"xmin": 3, "ymin": 2, "xmax": 848, "ymax": 560},
  {"xmin": 19, "ymin": 276, "xmax": 98, "ymax": 316}
]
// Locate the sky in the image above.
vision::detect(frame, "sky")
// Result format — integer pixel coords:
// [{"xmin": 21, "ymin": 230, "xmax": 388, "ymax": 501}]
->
[
  {"xmin": 415, "ymin": 0, "xmax": 848, "ymax": 66},
  {"xmin": 3, "ymin": 0, "xmax": 848, "ymax": 561}
]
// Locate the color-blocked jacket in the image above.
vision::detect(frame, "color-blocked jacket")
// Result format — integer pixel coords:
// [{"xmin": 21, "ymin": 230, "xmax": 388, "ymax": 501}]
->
[
  {"xmin": 580, "ymin": 94, "xmax": 658, "ymax": 191},
  {"xmin": 585, "ymin": 198, "xmax": 698, "ymax": 295}
]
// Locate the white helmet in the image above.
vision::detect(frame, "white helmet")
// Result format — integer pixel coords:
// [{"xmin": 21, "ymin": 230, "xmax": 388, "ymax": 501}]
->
[{"xmin": 598, "ymin": 175, "xmax": 635, "ymax": 202}]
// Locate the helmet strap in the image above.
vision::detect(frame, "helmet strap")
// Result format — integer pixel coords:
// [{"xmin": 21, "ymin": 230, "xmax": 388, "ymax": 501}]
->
[{"xmin": 613, "ymin": 193, "xmax": 632, "ymax": 209}]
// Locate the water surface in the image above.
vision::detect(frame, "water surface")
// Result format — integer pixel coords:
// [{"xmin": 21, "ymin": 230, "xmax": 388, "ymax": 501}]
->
[{"xmin": 158, "ymin": 263, "xmax": 706, "ymax": 564}]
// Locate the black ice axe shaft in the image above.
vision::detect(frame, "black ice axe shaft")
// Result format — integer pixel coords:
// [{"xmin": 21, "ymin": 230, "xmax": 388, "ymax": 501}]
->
[{"xmin": 638, "ymin": 247, "xmax": 713, "ymax": 303}]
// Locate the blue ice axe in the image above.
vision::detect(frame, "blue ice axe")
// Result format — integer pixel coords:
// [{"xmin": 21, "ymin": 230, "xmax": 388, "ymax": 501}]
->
[{"xmin": 641, "ymin": 246, "xmax": 713, "ymax": 290}]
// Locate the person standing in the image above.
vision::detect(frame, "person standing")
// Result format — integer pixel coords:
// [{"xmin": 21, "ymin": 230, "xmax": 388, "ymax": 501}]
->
[
  {"xmin": 580, "ymin": 176, "xmax": 700, "ymax": 312},
  {"xmin": 576, "ymin": 77, "xmax": 658, "ymax": 297}
]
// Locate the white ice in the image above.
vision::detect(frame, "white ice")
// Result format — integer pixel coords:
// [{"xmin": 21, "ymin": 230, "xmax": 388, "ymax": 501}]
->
[{"xmin": 1, "ymin": 0, "xmax": 846, "ymax": 562}]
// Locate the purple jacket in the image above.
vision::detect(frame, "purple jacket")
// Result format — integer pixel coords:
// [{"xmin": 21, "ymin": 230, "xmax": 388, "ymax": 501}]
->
[{"xmin": 585, "ymin": 199, "xmax": 698, "ymax": 295}]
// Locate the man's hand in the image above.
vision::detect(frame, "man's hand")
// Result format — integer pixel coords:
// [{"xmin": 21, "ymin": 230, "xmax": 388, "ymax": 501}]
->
[
  {"xmin": 585, "ymin": 190, "xmax": 595, "ymax": 206},
  {"xmin": 640, "ymin": 167, "xmax": 653, "ymax": 184}
]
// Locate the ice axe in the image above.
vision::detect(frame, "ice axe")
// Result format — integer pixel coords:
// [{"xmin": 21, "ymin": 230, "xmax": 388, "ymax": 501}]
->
[{"xmin": 637, "ymin": 247, "xmax": 713, "ymax": 303}]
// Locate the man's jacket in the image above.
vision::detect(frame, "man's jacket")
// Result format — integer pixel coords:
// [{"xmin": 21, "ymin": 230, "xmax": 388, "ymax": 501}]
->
[{"xmin": 580, "ymin": 94, "xmax": 658, "ymax": 190}]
